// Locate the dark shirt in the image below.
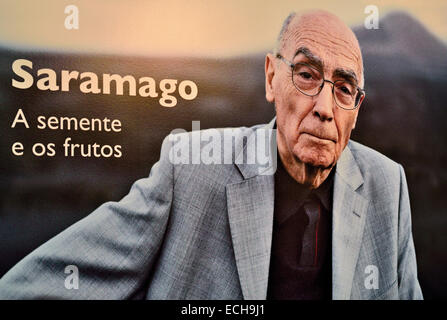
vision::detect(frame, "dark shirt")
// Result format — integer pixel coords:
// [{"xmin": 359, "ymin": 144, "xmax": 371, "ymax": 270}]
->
[{"xmin": 267, "ymin": 157, "xmax": 334, "ymax": 300}]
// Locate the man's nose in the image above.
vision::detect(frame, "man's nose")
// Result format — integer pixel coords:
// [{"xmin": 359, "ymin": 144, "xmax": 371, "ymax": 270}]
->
[{"xmin": 312, "ymin": 81, "xmax": 335, "ymax": 122}]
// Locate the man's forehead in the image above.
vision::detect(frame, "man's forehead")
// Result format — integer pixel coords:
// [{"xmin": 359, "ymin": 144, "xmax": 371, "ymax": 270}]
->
[
  {"xmin": 283, "ymin": 29, "xmax": 362, "ymax": 82},
  {"xmin": 281, "ymin": 11, "xmax": 363, "ymax": 73},
  {"xmin": 291, "ymin": 45, "xmax": 360, "ymax": 85}
]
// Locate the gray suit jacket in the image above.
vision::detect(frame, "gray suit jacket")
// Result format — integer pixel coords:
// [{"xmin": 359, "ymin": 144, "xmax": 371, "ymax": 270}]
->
[{"xmin": 0, "ymin": 118, "xmax": 423, "ymax": 300}]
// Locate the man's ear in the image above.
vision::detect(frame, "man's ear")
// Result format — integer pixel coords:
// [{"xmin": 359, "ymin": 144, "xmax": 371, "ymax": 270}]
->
[
  {"xmin": 352, "ymin": 93, "xmax": 365, "ymax": 129},
  {"xmin": 265, "ymin": 53, "xmax": 276, "ymax": 103}
]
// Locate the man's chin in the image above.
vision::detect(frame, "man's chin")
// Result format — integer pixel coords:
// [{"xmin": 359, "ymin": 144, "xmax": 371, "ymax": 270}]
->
[{"xmin": 293, "ymin": 150, "xmax": 335, "ymax": 169}]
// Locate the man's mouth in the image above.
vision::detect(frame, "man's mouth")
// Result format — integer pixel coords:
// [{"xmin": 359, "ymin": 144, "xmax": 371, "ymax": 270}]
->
[{"xmin": 302, "ymin": 132, "xmax": 337, "ymax": 143}]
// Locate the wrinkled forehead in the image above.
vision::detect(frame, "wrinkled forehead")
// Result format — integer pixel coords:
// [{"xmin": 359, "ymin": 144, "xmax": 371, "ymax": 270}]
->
[{"xmin": 282, "ymin": 12, "xmax": 363, "ymax": 82}]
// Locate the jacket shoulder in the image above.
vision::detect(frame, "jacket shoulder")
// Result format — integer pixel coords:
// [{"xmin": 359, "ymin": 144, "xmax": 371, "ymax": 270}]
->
[
  {"xmin": 347, "ymin": 140, "xmax": 403, "ymax": 193},
  {"xmin": 348, "ymin": 140, "xmax": 400, "ymax": 172}
]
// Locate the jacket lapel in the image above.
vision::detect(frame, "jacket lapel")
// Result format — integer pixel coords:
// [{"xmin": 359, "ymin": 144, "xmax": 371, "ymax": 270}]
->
[
  {"xmin": 332, "ymin": 143, "xmax": 369, "ymax": 299},
  {"xmin": 226, "ymin": 119, "xmax": 276, "ymax": 300},
  {"xmin": 226, "ymin": 175, "xmax": 275, "ymax": 300}
]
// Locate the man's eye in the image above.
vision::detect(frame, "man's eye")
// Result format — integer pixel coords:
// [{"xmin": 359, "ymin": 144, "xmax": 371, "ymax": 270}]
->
[
  {"xmin": 299, "ymin": 72, "xmax": 312, "ymax": 80},
  {"xmin": 339, "ymin": 86, "xmax": 352, "ymax": 95}
]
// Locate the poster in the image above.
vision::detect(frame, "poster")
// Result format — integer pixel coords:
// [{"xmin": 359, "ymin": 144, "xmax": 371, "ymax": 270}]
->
[{"xmin": 0, "ymin": 0, "xmax": 446, "ymax": 302}]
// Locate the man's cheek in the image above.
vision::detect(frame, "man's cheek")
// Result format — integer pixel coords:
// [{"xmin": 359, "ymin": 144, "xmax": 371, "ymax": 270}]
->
[{"xmin": 286, "ymin": 124, "xmax": 300, "ymax": 146}]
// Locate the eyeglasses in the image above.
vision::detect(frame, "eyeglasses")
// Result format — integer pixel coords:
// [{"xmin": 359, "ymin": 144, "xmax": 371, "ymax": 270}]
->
[{"xmin": 276, "ymin": 53, "xmax": 365, "ymax": 110}]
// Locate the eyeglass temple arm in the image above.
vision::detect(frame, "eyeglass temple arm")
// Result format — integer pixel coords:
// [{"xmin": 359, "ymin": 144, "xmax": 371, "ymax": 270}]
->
[{"xmin": 275, "ymin": 53, "xmax": 294, "ymax": 69}]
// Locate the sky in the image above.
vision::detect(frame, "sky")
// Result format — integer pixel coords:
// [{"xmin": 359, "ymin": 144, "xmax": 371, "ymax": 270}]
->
[{"xmin": 0, "ymin": 0, "xmax": 446, "ymax": 57}]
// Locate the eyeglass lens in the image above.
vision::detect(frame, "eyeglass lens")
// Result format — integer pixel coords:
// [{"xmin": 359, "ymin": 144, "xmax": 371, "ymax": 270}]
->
[{"xmin": 292, "ymin": 63, "xmax": 361, "ymax": 109}]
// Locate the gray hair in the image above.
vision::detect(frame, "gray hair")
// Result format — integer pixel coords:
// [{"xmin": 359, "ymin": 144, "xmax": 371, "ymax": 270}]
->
[{"xmin": 274, "ymin": 12, "xmax": 296, "ymax": 54}]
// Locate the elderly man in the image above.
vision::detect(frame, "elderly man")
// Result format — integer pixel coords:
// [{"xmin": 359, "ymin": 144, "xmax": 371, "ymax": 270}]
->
[{"xmin": 0, "ymin": 10, "xmax": 422, "ymax": 300}]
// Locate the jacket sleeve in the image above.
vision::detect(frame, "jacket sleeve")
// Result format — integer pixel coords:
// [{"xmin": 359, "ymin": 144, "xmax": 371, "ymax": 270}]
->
[
  {"xmin": 397, "ymin": 164, "xmax": 423, "ymax": 300},
  {"xmin": 0, "ymin": 135, "xmax": 174, "ymax": 299}
]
